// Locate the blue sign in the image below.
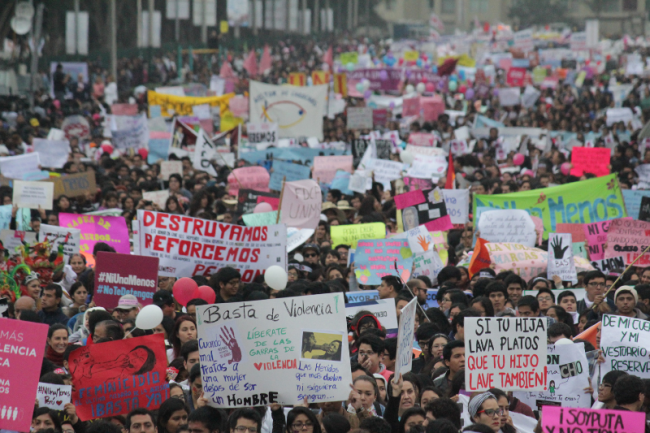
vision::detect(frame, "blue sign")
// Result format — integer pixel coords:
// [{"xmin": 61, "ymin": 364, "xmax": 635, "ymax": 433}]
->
[{"xmin": 269, "ymin": 160, "xmax": 311, "ymax": 191}]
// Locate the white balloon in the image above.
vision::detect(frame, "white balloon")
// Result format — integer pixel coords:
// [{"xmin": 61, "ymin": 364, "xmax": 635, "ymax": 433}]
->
[
  {"xmin": 264, "ymin": 265, "xmax": 288, "ymax": 291},
  {"xmin": 554, "ymin": 338, "xmax": 574, "ymax": 346},
  {"xmin": 405, "ymin": 84, "xmax": 415, "ymax": 94},
  {"xmin": 361, "ymin": 79, "xmax": 371, "ymax": 91},
  {"xmin": 400, "ymin": 150, "xmax": 414, "ymax": 165},
  {"xmin": 135, "ymin": 304, "xmax": 163, "ymax": 330},
  {"xmin": 416, "ymin": 83, "xmax": 426, "ymax": 94}
]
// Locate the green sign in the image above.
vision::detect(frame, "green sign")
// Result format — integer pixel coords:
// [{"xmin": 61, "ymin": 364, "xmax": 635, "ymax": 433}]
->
[
  {"xmin": 473, "ymin": 175, "xmax": 627, "ymax": 238},
  {"xmin": 242, "ymin": 211, "xmax": 278, "ymax": 227},
  {"xmin": 340, "ymin": 52, "xmax": 359, "ymax": 65}
]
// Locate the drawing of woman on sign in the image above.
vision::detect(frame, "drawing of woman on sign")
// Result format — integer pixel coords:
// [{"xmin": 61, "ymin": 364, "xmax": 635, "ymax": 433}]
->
[{"xmin": 403, "ymin": 206, "xmax": 419, "ymax": 231}]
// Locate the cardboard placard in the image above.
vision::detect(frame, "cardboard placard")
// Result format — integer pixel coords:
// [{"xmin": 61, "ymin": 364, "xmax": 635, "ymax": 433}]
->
[
  {"xmin": 604, "ymin": 218, "xmax": 650, "ymax": 266},
  {"xmin": 541, "ymin": 406, "xmax": 645, "ymax": 433},
  {"xmin": 547, "ymin": 233, "xmax": 577, "ymax": 284},
  {"xmin": 395, "ymin": 298, "xmax": 418, "ymax": 379},
  {"xmin": 279, "ymin": 180, "xmax": 322, "ymax": 230},
  {"xmin": 39, "ymin": 224, "xmax": 81, "ymax": 264},
  {"xmin": 49, "ymin": 171, "xmax": 97, "ymax": 198},
  {"xmin": 12, "ymin": 180, "xmax": 54, "ymax": 210}
]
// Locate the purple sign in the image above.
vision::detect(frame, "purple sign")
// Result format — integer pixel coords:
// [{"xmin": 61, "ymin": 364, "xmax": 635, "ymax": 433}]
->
[
  {"xmin": 404, "ymin": 69, "xmax": 440, "ymax": 84},
  {"xmin": 347, "ymin": 69, "xmax": 403, "ymax": 91}
]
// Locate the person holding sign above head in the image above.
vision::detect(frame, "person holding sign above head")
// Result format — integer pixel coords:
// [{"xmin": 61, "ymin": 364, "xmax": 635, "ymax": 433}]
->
[{"xmin": 468, "ymin": 392, "xmax": 502, "ymax": 432}]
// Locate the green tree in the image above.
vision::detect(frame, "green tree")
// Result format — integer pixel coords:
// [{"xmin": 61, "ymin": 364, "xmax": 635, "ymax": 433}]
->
[{"xmin": 508, "ymin": 0, "xmax": 570, "ymax": 28}]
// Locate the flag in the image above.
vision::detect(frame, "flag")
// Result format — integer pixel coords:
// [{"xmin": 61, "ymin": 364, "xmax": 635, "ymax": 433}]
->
[
  {"xmin": 445, "ymin": 149, "xmax": 455, "ymax": 189},
  {"xmin": 220, "ymin": 61, "xmax": 236, "ymax": 79},
  {"xmin": 288, "ymin": 72, "xmax": 306, "ymax": 86},
  {"xmin": 574, "ymin": 322, "xmax": 599, "ymax": 349},
  {"xmin": 243, "ymin": 49, "xmax": 257, "ymax": 77},
  {"xmin": 468, "ymin": 237, "xmax": 490, "ymax": 278},
  {"xmin": 323, "ymin": 46, "xmax": 333, "ymax": 70},
  {"xmin": 334, "ymin": 73, "xmax": 348, "ymax": 97},
  {"xmin": 259, "ymin": 45, "xmax": 272, "ymax": 75}
]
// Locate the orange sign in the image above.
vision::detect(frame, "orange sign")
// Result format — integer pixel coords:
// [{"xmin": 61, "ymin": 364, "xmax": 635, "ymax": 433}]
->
[
  {"xmin": 311, "ymin": 70, "xmax": 330, "ymax": 85},
  {"xmin": 288, "ymin": 73, "xmax": 306, "ymax": 86},
  {"xmin": 334, "ymin": 73, "xmax": 348, "ymax": 97}
]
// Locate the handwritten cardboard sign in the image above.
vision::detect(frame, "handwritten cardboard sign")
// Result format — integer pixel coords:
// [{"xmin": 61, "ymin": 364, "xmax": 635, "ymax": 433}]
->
[
  {"xmin": 49, "ymin": 171, "xmax": 97, "ymax": 198},
  {"xmin": 330, "ymin": 222, "xmax": 385, "ymax": 249},
  {"xmin": 39, "ymin": 224, "xmax": 81, "ymax": 264},
  {"xmin": 37, "ymin": 383, "xmax": 72, "ymax": 410},
  {"xmin": 583, "ymin": 219, "xmax": 618, "ymax": 261},
  {"xmin": 601, "ymin": 314, "xmax": 650, "ymax": 379},
  {"xmin": 604, "ymin": 218, "xmax": 650, "ymax": 266},
  {"xmin": 247, "ymin": 122, "xmax": 278, "ymax": 150},
  {"xmin": 547, "ymin": 233, "xmax": 577, "ymax": 284},
  {"xmin": 93, "ymin": 252, "xmax": 159, "ymax": 309},
  {"xmin": 354, "ymin": 238, "xmax": 413, "ymax": 285},
  {"xmin": 161, "ymin": 161, "xmax": 183, "ymax": 180},
  {"xmin": 195, "ymin": 293, "xmax": 352, "ymax": 407},
  {"xmin": 70, "ymin": 334, "xmax": 168, "ymax": 420},
  {"xmin": 465, "ymin": 317, "xmax": 547, "ymax": 392},
  {"xmin": 542, "ymin": 406, "xmax": 644, "ymax": 433},
  {"xmin": 227, "ymin": 166, "xmax": 271, "ymax": 196},
  {"xmin": 442, "ymin": 189, "xmax": 469, "ymax": 224},
  {"xmin": 279, "ymin": 179, "xmax": 321, "ymax": 230},
  {"xmin": 347, "ymin": 107, "xmax": 373, "ymax": 130},
  {"xmin": 59, "ymin": 213, "xmax": 130, "ymax": 255},
  {"xmin": 570, "ymin": 147, "xmax": 611, "ymax": 178},
  {"xmin": 13, "ymin": 180, "xmax": 54, "ymax": 210},
  {"xmin": 477, "ymin": 209, "xmax": 537, "ymax": 247},
  {"xmin": 270, "ymin": 161, "xmax": 311, "ymax": 191},
  {"xmin": 396, "ymin": 298, "xmax": 417, "ymax": 379},
  {"xmin": 313, "ymin": 155, "xmax": 353, "ymax": 184},
  {"xmin": 0, "ymin": 318, "xmax": 48, "ymax": 432}
]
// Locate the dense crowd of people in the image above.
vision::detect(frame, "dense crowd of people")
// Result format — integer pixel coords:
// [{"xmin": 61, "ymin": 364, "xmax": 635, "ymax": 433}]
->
[{"xmin": 2, "ymin": 31, "xmax": 650, "ymax": 433}]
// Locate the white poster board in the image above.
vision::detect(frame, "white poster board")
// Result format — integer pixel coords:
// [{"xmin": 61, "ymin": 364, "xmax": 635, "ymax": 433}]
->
[
  {"xmin": 246, "ymin": 122, "xmax": 279, "ymax": 150},
  {"xmin": 601, "ymin": 314, "xmax": 650, "ymax": 379},
  {"xmin": 0, "ymin": 153, "xmax": 41, "ymax": 179},
  {"xmin": 477, "ymin": 209, "xmax": 537, "ymax": 247},
  {"xmin": 39, "ymin": 224, "xmax": 81, "ymax": 264},
  {"xmin": 395, "ymin": 298, "xmax": 418, "ymax": 379},
  {"xmin": 13, "ymin": 181, "xmax": 54, "ymax": 210},
  {"xmin": 143, "ymin": 190, "xmax": 170, "ymax": 210},
  {"xmin": 36, "ymin": 383, "xmax": 72, "ymax": 410},
  {"xmin": 347, "ymin": 107, "xmax": 373, "ymax": 130},
  {"xmin": 33, "ymin": 139, "xmax": 71, "ymax": 169},
  {"xmin": 345, "ymin": 299, "xmax": 398, "ymax": 334},
  {"xmin": 442, "ymin": 189, "xmax": 469, "ymax": 224},
  {"xmin": 161, "ymin": 161, "xmax": 183, "ymax": 180},
  {"xmin": 465, "ymin": 317, "xmax": 547, "ymax": 392},
  {"xmin": 547, "ymin": 233, "xmax": 578, "ymax": 284},
  {"xmin": 195, "ymin": 293, "xmax": 351, "ymax": 407}
]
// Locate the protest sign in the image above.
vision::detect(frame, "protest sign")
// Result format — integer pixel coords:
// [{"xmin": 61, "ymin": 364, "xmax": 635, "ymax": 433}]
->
[
  {"xmin": 402, "ymin": 97, "xmax": 420, "ymax": 117},
  {"xmin": 340, "ymin": 51, "xmax": 358, "ymax": 64},
  {"xmin": 1, "ymin": 229, "xmax": 37, "ymax": 253},
  {"xmin": 59, "ymin": 213, "xmax": 130, "ymax": 255},
  {"xmin": 541, "ymin": 405, "xmax": 644, "ymax": 433},
  {"xmin": 192, "ymin": 132, "xmax": 218, "ymax": 176},
  {"xmin": 590, "ymin": 256, "xmax": 625, "ymax": 274},
  {"xmin": 556, "ymin": 223, "xmax": 586, "ymax": 243},
  {"xmin": 39, "ymin": 223, "xmax": 81, "ymax": 264},
  {"xmin": 111, "ymin": 103, "xmax": 138, "ymax": 115},
  {"xmin": 498, "ymin": 87, "xmax": 521, "ymax": 106},
  {"xmin": 449, "ymin": 140, "xmax": 470, "ymax": 156},
  {"xmin": 346, "ymin": 290, "xmax": 380, "ymax": 304},
  {"xmin": 36, "ymin": 383, "xmax": 72, "ymax": 410},
  {"xmin": 348, "ymin": 172, "xmax": 371, "ymax": 193},
  {"xmin": 570, "ymin": 147, "xmax": 611, "ymax": 178},
  {"xmin": 0, "ymin": 318, "xmax": 48, "ymax": 432},
  {"xmin": 250, "ymin": 81, "xmax": 328, "ymax": 140},
  {"xmin": 287, "ymin": 228, "xmax": 315, "ymax": 252},
  {"xmin": 313, "ymin": 155, "xmax": 353, "ymax": 184},
  {"xmin": 406, "ymin": 225, "xmax": 434, "ymax": 254},
  {"xmin": 111, "ymin": 114, "xmax": 149, "ymax": 150},
  {"xmin": 396, "ymin": 298, "xmax": 418, "ymax": 379},
  {"xmin": 161, "ymin": 161, "xmax": 183, "ymax": 180},
  {"xmin": 465, "ymin": 317, "xmax": 547, "ymax": 392},
  {"xmin": 407, "ymin": 132, "xmax": 436, "ymax": 147},
  {"xmin": 640, "ymin": 196, "xmax": 650, "ymax": 221},
  {"xmin": 61, "ymin": 115, "xmax": 91, "ymax": 139},
  {"xmin": 622, "ymin": 189, "xmax": 650, "ymax": 218},
  {"xmin": 33, "ymin": 138, "xmax": 71, "ymax": 169},
  {"xmin": 404, "ymin": 177, "xmax": 433, "ymax": 191},
  {"xmin": 137, "ymin": 210, "xmax": 287, "ymax": 280},
  {"xmin": 49, "ymin": 171, "xmax": 97, "ymax": 198},
  {"xmin": 442, "ymin": 189, "xmax": 469, "ymax": 224},
  {"xmin": 364, "ymin": 158, "xmax": 404, "ymax": 186},
  {"xmin": 506, "ymin": 68, "xmax": 526, "ymax": 87},
  {"xmin": 329, "ymin": 171, "xmax": 354, "ymax": 196},
  {"xmin": 237, "ymin": 189, "xmax": 279, "ymax": 214},
  {"xmin": 583, "ymin": 219, "xmax": 623, "ymax": 261},
  {"xmin": 397, "ymin": 188, "xmax": 453, "ymax": 232},
  {"xmin": 330, "ymin": 222, "xmax": 386, "ymax": 249},
  {"xmin": 227, "ymin": 166, "xmax": 271, "ymax": 196},
  {"xmin": 354, "ymin": 238, "xmax": 413, "ymax": 285},
  {"xmin": 605, "ymin": 218, "xmax": 650, "ymax": 266},
  {"xmin": 547, "ymin": 233, "xmax": 578, "ymax": 283},
  {"xmin": 477, "ymin": 209, "xmax": 537, "ymax": 247},
  {"xmin": 345, "ymin": 299, "xmax": 398, "ymax": 335},
  {"xmin": 147, "ymin": 90, "xmax": 234, "ymax": 117},
  {"xmin": 373, "ymin": 109, "xmax": 388, "ymax": 127},
  {"xmin": 279, "ymin": 179, "xmax": 321, "ymax": 230},
  {"xmin": 347, "ymin": 107, "xmax": 373, "ymax": 130},
  {"xmin": 351, "ymin": 139, "xmax": 370, "ymax": 167},
  {"xmin": 270, "ymin": 161, "xmax": 311, "ymax": 191},
  {"xmin": 0, "ymin": 153, "xmax": 40, "ymax": 179},
  {"xmin": 406, "ymin": 154, "xmax": 447, "ymax": 179},
  {"xmin": 93, "ymin": 252, "xmax": 159, "ymax": 309},
  {"xmin": 601, "ymin": 314, "xmax": 650, "ymax": 379},
  {"xmin": 70, "ymin": 334, "xmax": 168, "ymax": 420},
  {"xmin": 514, "ymin": 342, "xmax": 590, "ymax": 410},
  {"xmin": 13, "ymin": 180, "xmax": 54, "ymax": 210},
  {"xmin": 195, "ymin": 293, "xmax": 351, "ymax": 407},
  {"xmin": 513, "ymin": 343, "xmax": 591, "ymax": 410},
  {"xmin": 247, "ymin": 122, "xmax": 279, "ymax": 150},
  {"xmin": 143, "ymin": 190, "xmax": 170, "ymax": 210},
  {"xmin": 474, "ymin": 175, "xmax": 626, "ymax": 237},
  {"xmin": 412, "ymin": 249, "xmax": 444, "ymax": 284},
  {"xmin": 243, "ymin": 211, "xmax": 278, "ymax": 227}
]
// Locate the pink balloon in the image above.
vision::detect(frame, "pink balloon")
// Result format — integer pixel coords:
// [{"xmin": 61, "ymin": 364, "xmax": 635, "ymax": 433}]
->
[
  {"xmin": 425, "ymin": 82, "xmax": 435, "ymax": 92},
  {"xmin": 254, "ymin": 202, "xmax": 273, "ymax": 213},
  {"xmin": 421, "ymin": 76, "xmax": 428, "ymax": 83},
  {"xmin": 138, "ymin": 148, "xmax": 148, "ymax": 159},
  {"xmin": 197, "ymin": 285, "xmax": 216, "ymax": 304},
  {"xmin": 172, "ymin": 277, "xmax": 199, "ymax": 307},
  {"xmin": 458, "ymin": 85, "xmax": 467, "ymax": 94},
  {"xmin": 561, "ymin": 162, "xmax": 572, "ymax": 176},
  {"xmin": 101, "ymin": 144, "xmax": 114, "ymax": 154},
  {"xmin": 513, "ymin": 153, "xmax": 525, "ymax": 166}
]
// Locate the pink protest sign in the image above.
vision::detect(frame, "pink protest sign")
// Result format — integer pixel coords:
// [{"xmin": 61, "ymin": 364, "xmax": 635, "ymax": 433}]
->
[
  {"xmin": 394, "ymin": 189, "xmax": 425, "ymax": 210},
  {"xmin": 227, "ymin": 166, "xmax": 270, "ymax": 196},
  {"xmin": 402, "ymin": 97, "xmax": 420, "ymax": 117},
  {"xmin": 229, "ymin": 96, "xmax": 249, "ymax": 118},
  {"xmin": 605, "ymin": 218, "xmax": 650, "ymax": 267},
  {"xmin": 531, "ymin": 216, "xmax": 544, "ymax": 245},
  {"xmin": 571, "ymin": 147, "xmax": 611, "ymax": 178},
  {"xmin": 111, "ymin": 103, "xmax": 138, "ymax": 116},
  {"xmin": 280, "ymin": 179, "xmax": 322, "ymax": 229},
  {"xmin": 93, "ymin": 252, "xmax": 160, "ymax": 309},
  {"xmin": 556, "ymin": 223, "xmax": 586, "ymax": 243},
  {"xmin": 583, "ymin": 217, "xmax": 630, "ymax": 261},
  {"xmin": 0, "ymin": 318, "xmax": 48, "ymax": 431},
  {"xmin": 421, "ymin": 96, "xmax": 445, "ymax": 121},
  {"xmin": 313, "ymin": 155, "xmax": 353, "ymax": 184},
  {"xmin": 59, "ymin": 213, "xmax": 130, "ymax": 255},
  {"xmin": 408, "ymin": 132, "xmax": 437, "ymax": 147},
  {"xmin": 487, "ymin": 243, "xmax": 548, "ymax": 280},
  {"xmin": 373, "ymin": 109, "xmax": 388, "ymax": 127},
  {"xmin": 542, "ymin": 406, "xmax": 645, "ymax": 433},
  {"xmin": 257, "ymin": 195, "xmax": 279, "ymax": 210},
  {"xmin": 403, "ymin": 177, "xmax": 433, "ymax": 191}
]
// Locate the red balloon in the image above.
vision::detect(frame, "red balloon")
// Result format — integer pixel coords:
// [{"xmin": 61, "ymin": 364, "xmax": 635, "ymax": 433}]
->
[
  {"xmin": 173, "ymin": 277, "xmax": 199, "ymax": 306},
  {"xmin": 197, "ymin": 285, "xmax": 216, "ymax": 304},
  {"xmin": 138, "ymin": 148, "xmax": 148, "ymax": 159},
  {"xmin": 101, "ymin": 143, "xmax": 114, "ymax": 154}
]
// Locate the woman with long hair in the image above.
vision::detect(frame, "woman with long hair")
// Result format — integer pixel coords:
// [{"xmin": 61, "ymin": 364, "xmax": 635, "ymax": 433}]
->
[
  {"xmin": 168, "ymin": 315, "xmax": 197, "ymax": 362},
  {"xmin": 165, "ymin": 196, "xmax": 184, "ymax": 214},
  {"xmin": 157, "ymin": 398, "xmax": 189, "ymax": 433},
  {"xmin": 187, "ymin": 190, "xmax": 214, "ymax": 217}
]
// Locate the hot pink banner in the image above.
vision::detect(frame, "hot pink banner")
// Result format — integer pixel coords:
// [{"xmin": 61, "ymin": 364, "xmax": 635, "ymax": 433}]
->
[
  {"xmin": 394, "ymin": 189, "xmax": 425, "ymax": 210},
  {"xmin": 59, "ymin": 213, "xmax": 131, "ymax": 255},
  {"xmin": 403, "ymin": 97, "xmax": 420, "ymax": 117},
  {"xmin": 227, "ymin": 166, "xmax": 270, "ymax": 196},
  {"xmin": 542, "ymin": 406, "xmax": 644, "ymax": 433},
  {"xmin": 0, "ymin": 318, "xmax": 48, "ymax": 432}
]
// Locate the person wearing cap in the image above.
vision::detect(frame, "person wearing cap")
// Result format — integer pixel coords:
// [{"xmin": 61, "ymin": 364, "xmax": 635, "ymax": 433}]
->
[
  {"xmin": 153, "ymin": 290, "xmax": 177, "ymax": 320},
  {"xmin": 614, "ymin": 286, "xmax": 648, "ymax": 319},
  {"xmin": 113, "ymin": 294, "xmax": 140, "ymax": 322},
  {"xmin": 468, "ymin": 392, "xmax": 501, "ymax": 432},
  {"xmin": 301, "ymin": 243, "xmax": 320, "ymax": 266}
]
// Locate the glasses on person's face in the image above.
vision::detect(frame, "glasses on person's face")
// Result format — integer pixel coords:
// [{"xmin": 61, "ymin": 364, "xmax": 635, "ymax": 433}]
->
[
  {"xmin": 291, "ymin": 422, "xmax": 314, "ymax": 431},
  {"xmin": 538, "ymin": 296, "xmax": 552, "ymax": 302},
  {"xmin": 589, "ymin": 282, "xmax": 606, "ymax": 288},
  {"xmin": 234, "ymin": 427, "xmax": 257, "ymax": 433},
  {"xmin": 171, "ymin": 393, "xmax": 186, "ymax": 401},
  {"xmin": 304, "ymin": 253, "xmax": 318, "ymax": 258},
  {"xmin": 358, "ymin": 350, "xmax": 375, "ymax": 357},
  {"xmin": 599, "ymin": 383, "xmax": 612, "ymax": 389},
  {"xmin": 478, "ymin": 408, "xmax": 504, "ymax": 417}
]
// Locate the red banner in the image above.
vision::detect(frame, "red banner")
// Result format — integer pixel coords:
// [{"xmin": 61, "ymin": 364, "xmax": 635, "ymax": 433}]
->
[
  {"xmin": 70, "ymin": 334, "xmax": 168, "ymax": 420},
  {"xmin": 506, "ymin": 67, "xmax": 526, "ymax": 87}
]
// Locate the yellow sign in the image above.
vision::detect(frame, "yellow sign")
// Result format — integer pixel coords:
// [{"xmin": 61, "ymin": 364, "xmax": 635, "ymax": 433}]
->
[
  {"xmin": 334, "ymin": 73, "xmax": 348, "ymax": 97},
  {"xmin": 340, "ymin": 52, "xmax": 358, "ymax": 65},
  {"xmin": 288, "ymin": 73, "xmax": 306, "ymax": 86},
  {"xmin": 147, "ymin": 90, "xmax": 234, "ymax": 118},
  {"xmin": 311, "ymin": 71, "xmax": 330, "ymax": 85},
  {"xmin": 404, "ymin": 51, "xmax": 419, "ymax": 61},
  {"xmin": 331, "ymin": 222, "xmax": 386, "ymax": 249},
  {"xmin": 220, "ymin": 111, "xmax": 244, "ymax": 132},
  {"xmin": 220, "ymin": 21, "xmax": 229, "ymax": 34}
]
